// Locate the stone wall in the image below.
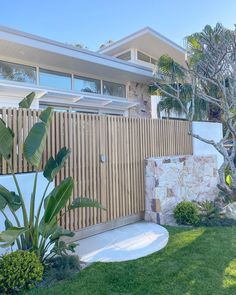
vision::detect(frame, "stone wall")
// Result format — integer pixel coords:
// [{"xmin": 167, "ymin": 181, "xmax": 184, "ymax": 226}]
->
[
  {"xmin": 145, "ymin": 155, "xmax": 218, "ymax": 225},
  {"xmin": 127, "ymin": 81, "xmax": 151, "ymax": 118}
]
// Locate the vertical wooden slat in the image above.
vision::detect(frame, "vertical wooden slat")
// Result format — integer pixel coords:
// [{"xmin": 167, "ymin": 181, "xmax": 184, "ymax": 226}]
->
[{"xmin": 0, "ymin": 108, "xmax": 193, "ymax": 231}]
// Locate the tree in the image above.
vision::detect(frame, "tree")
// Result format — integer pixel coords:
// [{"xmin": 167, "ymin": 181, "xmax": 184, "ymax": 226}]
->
[{"xmin": 153, "ymin": 23, "xmax": 236, "ymax": 201}]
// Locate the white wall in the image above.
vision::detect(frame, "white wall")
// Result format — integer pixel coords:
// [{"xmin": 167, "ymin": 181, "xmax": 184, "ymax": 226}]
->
[
  {"xmin": 192, "ymin": 121, "xmax": 223, "ymax": 168},
  {"xmin": 0, "ymin": 172, "xmax": 54, "ymax": 255},
  {"xmin": 151, "ymin": 95, "xmax": 187, "ymax": 119}
]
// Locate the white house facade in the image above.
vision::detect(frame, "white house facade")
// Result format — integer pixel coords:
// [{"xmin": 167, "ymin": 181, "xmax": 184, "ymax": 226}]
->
[{"xmin": 0, "ymin": 26, "xmax": 185, "ymax": 117}]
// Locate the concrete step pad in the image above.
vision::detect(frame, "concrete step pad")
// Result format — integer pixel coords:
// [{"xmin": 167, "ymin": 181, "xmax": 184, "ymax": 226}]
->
[{"xmin": 75, "ymin": 221, "xmax": 169, "ymax": 263}]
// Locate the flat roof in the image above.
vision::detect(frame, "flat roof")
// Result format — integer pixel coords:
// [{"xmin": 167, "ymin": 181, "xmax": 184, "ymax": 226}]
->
[
  {"xmin": 0, "ymin": 26, "xmax": 153, "ymax": 83},
  {"xmin": 98, "ymin": 27, "xmax": 185, "ymax": 66}
]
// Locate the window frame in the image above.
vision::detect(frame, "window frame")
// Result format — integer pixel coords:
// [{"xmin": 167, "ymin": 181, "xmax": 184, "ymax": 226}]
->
[
  {"xmin": 0, "ymin": 60, "xmax": 37, "ymax": 84},
  {"xmin": 74, "ymin": 75, "xmax": 101, "ymax": 94},
  {"xmin": 39, "ymin": 68, "xmax": 72, "ymax": 91},
  {"xmin": 103, "ymin": 80, "xmax": 126, "ymax": 98},
  {"xmin": 116, "ymin": 50, "xmax": 131, "ymax": 61}
]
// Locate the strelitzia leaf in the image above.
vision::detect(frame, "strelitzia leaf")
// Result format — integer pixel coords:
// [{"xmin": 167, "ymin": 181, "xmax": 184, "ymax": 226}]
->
[
  {"xmin": 4, "ymin": 219, "xmax": 13, "ymax": 230},
  {"xmin": 19, "ymin": 92, "xmax": 35, "ymax": 108},
  {"xmin": 39, "ymin": 217, "xmax": 58, "ymax": 238},
  {"xmin": 0, "ymin": 227, "xmax": 27, "ymax": 248},
  {"xmin": 0, "ymin": 118, "xmax": 14, "ymax": 160},
  {"xmin": 68, "ymin": 197, "xmax": 106, "ymax": 210},
  {"xmin": 39, "ymin": 107, "xmax": 53, "ymax": 124},
  {"xmin": 50, "ymin": 227, "xmax": 75, "ymax": 241},
  {"xmin": 0, "ymin": 185, "xmax": 21, "ymax": 211},
  {"xmin": 23, "ymin": 107, "xmax": 53, "ymax": 168},
  {"xmin": 44, "ymin": 177, "xmax": 74, "ymax": 223},
  {"xmin": 43, "ymin": 147, "xmax": 71, "ymax": 182}
]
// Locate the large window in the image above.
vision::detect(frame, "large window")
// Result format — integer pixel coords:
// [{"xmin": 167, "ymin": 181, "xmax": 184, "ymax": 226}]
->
[
  {"xmin": 0, "ymin": 60, "xmax": 36, "ymax": 84},
  {"xmin": 117, "ymin": 51, "xmax": 131, "ymax": 61},
  {"xmin": 137, "ymin": 51, "xmax": 150, "ymax": 63},
  {"xmin": 103, "ymin": 81, "xmax": 126, "ymax": 98},
  {"xmin": 137, "ymin": 51, "xmax": 157, "ymax": 65},
  {"xmin": 74, "ymin": 76, "xmax": 101, "ymax": 94},
  {"xmin": 39, "ymin": 69, "xmax": 71, "ymax": 90}
]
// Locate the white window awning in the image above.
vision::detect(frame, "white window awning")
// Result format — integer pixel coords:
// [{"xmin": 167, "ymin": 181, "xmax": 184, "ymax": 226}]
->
[{"xmin": 0, "ymin": 81, "xmax": 138, "ymax": 111}]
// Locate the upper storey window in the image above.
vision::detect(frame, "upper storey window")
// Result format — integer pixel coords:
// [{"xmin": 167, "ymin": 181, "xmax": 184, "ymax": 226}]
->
[
  {"xmin": 0, "ymin": 60, "xmax": 36, "ymax": 84},
  {"xmin": 39, "ymin": 69, "xmax": 72, "ymax": 91},
  {"xmin": 74, "ymin": 76, "xmax": 101, "ymax": 94},
  {"xmin": 116, "ymin": 51, "xmax": 131, "ymax": 61},
  {"xmin": 103, "ymin": 81, "xmax": 126, "ymax": 98},
  {"xmin": 137, "ymin": 51, "xmax": 157, "ymax": 65}
]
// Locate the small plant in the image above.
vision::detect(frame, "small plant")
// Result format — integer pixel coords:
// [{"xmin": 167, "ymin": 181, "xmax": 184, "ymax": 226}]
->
[
  {"xmin": 0, "ymin": 250, "xmax": 43, "ymax": 293},
  {"xmin": 48, "ymin": 255, "xmax": 81, "ymax": 281},
  {"xmin": 174, "ymin": 201, "xmax": 200, "ymax": 225},
  {"xmin": 196, "ymin": 200, "xmax": 220, "ymax": 222}
]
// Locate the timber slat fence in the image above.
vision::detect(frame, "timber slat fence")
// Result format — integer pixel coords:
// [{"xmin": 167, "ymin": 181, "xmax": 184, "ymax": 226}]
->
[{"xmin": 0, "ymin": 108, "xmax": 193, "ymax": 230}]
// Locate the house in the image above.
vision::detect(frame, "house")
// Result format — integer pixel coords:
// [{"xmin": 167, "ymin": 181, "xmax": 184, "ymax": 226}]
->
[{"xmin": 0, "ymin": 26, "xmax": 185, "ymax": 117}]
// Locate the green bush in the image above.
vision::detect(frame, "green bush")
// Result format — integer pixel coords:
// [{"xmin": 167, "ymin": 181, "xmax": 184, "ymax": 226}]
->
[
  {"xmin": 0, "ymin": 250, "xmax": 43, "ymax": 293},
  {"xmin": 47, "ymin": 255, "xmax": 81, "ymax": 282},
  {"xmin": 174, "ymin": 201, "xmax": 200, "ymax": 225}
]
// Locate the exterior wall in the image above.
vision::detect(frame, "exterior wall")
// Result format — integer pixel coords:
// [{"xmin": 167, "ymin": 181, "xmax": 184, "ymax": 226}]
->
[
  {"xmin": 127, "ymin": 81, "xmax": 151, "ymax": 118},
  {"xmin": 192, "ymin": 121, "xmax": 223, "ymax": 168},
  {"xmin": 145, "ymin": 155, "xmax": 218, "ymax": 225}
]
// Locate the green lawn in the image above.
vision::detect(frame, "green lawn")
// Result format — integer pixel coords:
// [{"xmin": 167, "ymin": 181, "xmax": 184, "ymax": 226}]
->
[{"xmin": 24, "ymin": 226, "xmax": 236, "ymax": 295}]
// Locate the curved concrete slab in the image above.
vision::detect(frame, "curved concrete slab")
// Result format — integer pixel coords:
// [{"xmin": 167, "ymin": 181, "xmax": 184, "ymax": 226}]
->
[{"xmin": 75, "ymin": 222, "xmax": 169, "ymax": 263}]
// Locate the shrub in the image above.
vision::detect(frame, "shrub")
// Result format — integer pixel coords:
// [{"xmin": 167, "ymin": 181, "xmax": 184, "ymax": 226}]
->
[
  {"xmin": 39, "ymin": 255, "xmax": 81, "ymax": 287},
  {"xmin": 174, "ymin": 201, "xmax": 200, "ymax": 225},
  {"xmin": 48, "ymin": 255, "xmax": 81, "ymax": 281},
  {"xmin": 0, "ymin": 250, "xmax": 43, "ymax": 293}
]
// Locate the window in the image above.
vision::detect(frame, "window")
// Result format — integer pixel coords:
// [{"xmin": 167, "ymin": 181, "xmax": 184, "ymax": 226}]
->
[
  {"xmin": 137, "ymin": 51, "xmax": 157, "ymax": 65},
  {"xmin": 117, "ymin": 51, "xmax": 131, "ymax": 61},
  {"xmin": 74, "ymin": 76, "xmax": 101, "ymax": 94},
  {"xmin": 39, "ymin": 69, "xmax": 71, "ymax": 90},
  {"xmin": 0, "ymin": 60, "xmax": 36, "ymax": 84},
  {"xmin": 137, "ymin": 51, "xmax": 150, "ymax": 63},
  {"xmin": 103, "ymin": 81, "xmax": 126, "ymax": 98},
  {"xmin": 151, "ymin": 57, "xmax": 157, "ymax": 65}
]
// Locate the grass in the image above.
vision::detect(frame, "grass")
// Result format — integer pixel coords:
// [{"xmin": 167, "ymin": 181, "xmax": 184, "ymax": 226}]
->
[{"xmin": 23, "ymin": 226, "xmax": 236, "ymax": 295}]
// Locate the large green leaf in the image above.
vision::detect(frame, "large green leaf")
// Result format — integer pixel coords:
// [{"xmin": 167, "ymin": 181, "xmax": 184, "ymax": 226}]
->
[
  {"xmin": 39, "ymin": 216, "xmax": 58, "ymax": 238},
  {"xmin": 4, "ymin": 219, "xmax": 13, "ymax": 230},
  {"xmin": 0, "ymin": 118, "xmax": 14, "ymax": 160},
  {"xmin": 19, "ymin": 92, "xmax": 35, "ymax": 108},
  {"xmin": 0, "ymin": 227, "xmax": 27, "ymax": 248},
  {"xmin": 44, "ymin": 177, "xmax": 74, "ymax": 223},
  {"xmin": 68, "ymin": 197, "xmax": 106, "ymax": 210},
  {"xmin": 50, "ymin": 227, "xmax": 74, "ymax": 241},
  {"xmin": 0, "ymin": 185, "xmax": 21, "ymax": 211},
  {"xmin": 23, "ymin": 107, "xmax": 53, "ymax": 168},
  {"xmin": 39, "ymin": 107, "xmax": 53, "ymax": 124},
  {"xmin": 43, "ymin": 147, "xmax": 71, "ymax": 181}
]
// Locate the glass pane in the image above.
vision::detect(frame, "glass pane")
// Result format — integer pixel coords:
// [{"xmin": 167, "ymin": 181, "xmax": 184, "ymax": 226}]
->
[
  {"xmin": 103, "ymin": 81, "xmax": 126, "ymax": 98},
  {"xmin": 117, "ymin": 51, "xmax": 131, "ymax": 61},
  {"xmin": 74, "ymin": 76, "xmax": 101, "ymax": 94},
  {"xmin": 39, "ymin": 69, "xmax": 71, "ymax": 90},
  {"xmin": 137, "ymin": 51, "xmax": 150, "ymax": 63},
  {"xmin": 0, "ymin": 60, "xmax": 36, "ymax": 84}
]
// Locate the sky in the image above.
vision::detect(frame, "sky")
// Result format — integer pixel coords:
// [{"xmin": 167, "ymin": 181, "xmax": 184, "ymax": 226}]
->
[{"xmin": 1, "ymin": 0, "xmax": 236, "ymax": 51}]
